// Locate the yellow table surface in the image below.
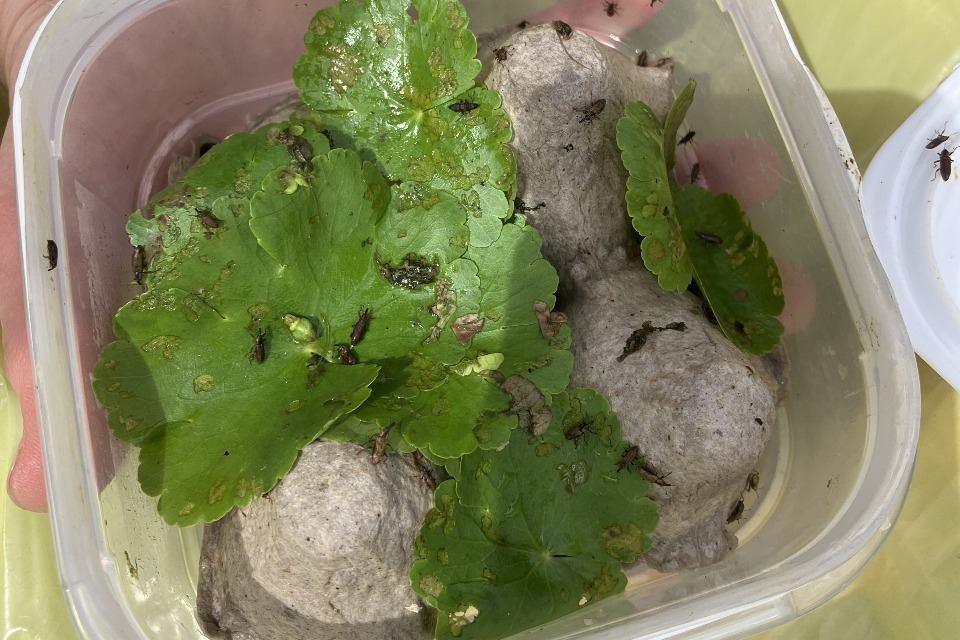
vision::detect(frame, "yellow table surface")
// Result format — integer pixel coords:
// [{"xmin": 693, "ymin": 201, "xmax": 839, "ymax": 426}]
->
[{"xmin": 2, "ymin": 0, "xmax": 960, "ymax": 637}]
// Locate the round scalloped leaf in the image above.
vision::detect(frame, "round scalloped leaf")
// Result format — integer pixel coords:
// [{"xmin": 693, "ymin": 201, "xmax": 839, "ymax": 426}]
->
[
  {"xmin": 93, "ymin": 289, "xmax": 378, "ymax": 525},
  {"xmin": 294, "ymin": 0, "xmax": 515, "ymax": 196},
  {"xmin": 672, "ymin": 184, "xmax": 784, "ymax": 355},
  {"xmin": 129, "ymin": 121, "xmax": 332, "ymax": 289},
  {"xmin": 339, "ymin": 223, "xmax": 572, "ymax": 460},
  {"xmin": 94, "ymin": 131, "xmax": 404, "ymax": 524},
  {"xmin": 617, "ymin": 101, "xmax": 692, "ymax": 292},
  {"xmin": 468, "ymin": 223, "xmax": 572, "ymax": 394},
  {"xmin": 410, "ymin": 389, "xmax": 658, "ymax": 640}
]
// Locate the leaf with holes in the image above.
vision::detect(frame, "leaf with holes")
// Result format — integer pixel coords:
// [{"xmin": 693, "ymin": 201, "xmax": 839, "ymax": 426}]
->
[
  {"xmin": 617, "ymin": 99, "xmax": 692, "ymax": 291},
  {"xmin": 618, "ymin": 81, "xmax": 784, "ymax": 355},
  {"xmin": 93, "ymin": 127, "xmax": 393, "ymax": 525},
  {"xmin": 294, "ymin": 0, "xmax": 515, "ymax": 206},
  {"xmin": 334, "ymin": 222, "xmax": 570, "ymax": 461},
  {"xmin": 673, "ymin": 184, "xmax": 784, "ymax": 355},
  {"xmin": 411, "ymin": 389, "xmax": 659, "ymax": 640}
]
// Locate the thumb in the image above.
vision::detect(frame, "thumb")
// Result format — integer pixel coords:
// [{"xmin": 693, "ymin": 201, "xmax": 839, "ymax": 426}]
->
[{"xmin": 1, "ymin": 119, "xmax": 48, "ymax": 512}]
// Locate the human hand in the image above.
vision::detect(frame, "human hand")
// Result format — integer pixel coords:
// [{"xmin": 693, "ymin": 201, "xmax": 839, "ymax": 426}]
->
[{"xmin": 1, "ymin": 0, "xmax": 56, "ymax": 512}]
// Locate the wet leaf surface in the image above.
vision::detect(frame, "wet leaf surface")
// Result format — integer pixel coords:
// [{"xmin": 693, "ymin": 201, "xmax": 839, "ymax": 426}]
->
[
  {"xmin": 618, "ymin": 80, "xmax": 783, "ymax": 355},
  {"xmin": 411, "ymin": 389, "xmax": 659, "ymax": 640},
  {"xmin": 673, "ymin": 184, "xmax": 784, "ymax": 355}
]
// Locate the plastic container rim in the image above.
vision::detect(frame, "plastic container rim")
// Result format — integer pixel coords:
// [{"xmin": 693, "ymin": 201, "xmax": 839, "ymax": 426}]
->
[{"xmin": 11, "ymin": 0, "xmax": 921, "ymax": 638}]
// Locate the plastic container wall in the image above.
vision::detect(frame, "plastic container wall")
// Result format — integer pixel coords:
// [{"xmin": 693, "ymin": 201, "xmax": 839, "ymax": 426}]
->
[{"xmin": 13, "ymin": 0, "xmax": 920, "ymax": 638}]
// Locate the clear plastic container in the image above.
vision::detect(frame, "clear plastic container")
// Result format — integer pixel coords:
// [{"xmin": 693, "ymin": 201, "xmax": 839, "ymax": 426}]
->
[{"xmin": 12, "ymin": 0, "xmax": 920, "ymax": 638}]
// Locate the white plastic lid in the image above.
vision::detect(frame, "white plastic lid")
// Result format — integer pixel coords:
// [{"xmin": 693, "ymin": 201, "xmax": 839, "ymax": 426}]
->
[{"xmin": 863, "ymin": 65, "xmax": 960, "ymax": 392}]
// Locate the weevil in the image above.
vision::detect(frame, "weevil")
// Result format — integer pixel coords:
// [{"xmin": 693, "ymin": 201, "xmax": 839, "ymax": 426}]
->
[
  {"xmin": 371, "ymin": 423, "xmax": 394, "ymax": 465},
  {"xmin": 638, "ymin": 464, "xmax": 671, "ymax": 487},
  {"xmin": 678, "ymin": 130, "xmax": 696, "ymax": 146},
  {"xmin": 934, "ymin": 146, "xmax": 956, "ymax": 181},
  {"xmin": 378, "ymin": 254, "xmax": 439, "ymax": 289},
  {"xmin": 515, "ymin": 198, "xmax": 547, "ymax": 213},
  {"xmin": 287, "ymin": 135, "xmax": 314, "ymax": 169},
  {"xmin": 552, "ymin": 20, "xmax": 573, "ymax": 39},
  {"xmin": 926, "ymin": 122, "xmax": 951, "ymax": 149},
  {"xmin": 44, "ymin": 240, "xmax": 58, "ymax": 271},
  {"xmin": 195, "ymin": 208, "xmax": 220, "ymax": 229},
  {"xmin": 727, "ymin": 499, "xmax": 745, "ymax": 524},
  {"xmin": 412, "ymin": 451, "xmax": 437, "ymax": 491},
  {"xmin": 604, "ymin": 1, "xmax": 620, "ymax": 17},
  {"xmin": 564, "ymin": 421, "xmax": 592, "ymax": 446},
  {"xmin": 574, "ymin": 98, "xmax": 606, "ymax": 124},
  {"xmin": 617, "ymin": 445, "xmax": 639, "ymax": 471},
  {"xmin": 696, "ymin": 230, "xmax": 723, "ymax": 245},
  {"xmin": 448, "ymin": 99, "xmax": 479, "ymax": 113},
  {"xmin": 690, "ymin": 162, "xmax": 701, "ymax": 183},
  {"xmin": 552, "ymin": 20, "xmax": 590, "ymax": 70},
  {"xmin": 306, "ymin": 353, "xmax": 327, "ymax": 389},
  {"xmin": 702, "ymin": 302, "xmax": 718, "ymax": 325},
  {"xmin": 124, "ymin": 551, "xmax": 140, "ymax": 580},
  {"xmin": 251, "ymin": 327, "xmax": 266, "ymax": 365},
  {"xmin": 351, "ymin": 308, "xmax": 371, "ymax": 346},
  {"xmin": 746, "ymin": 471, "xmax": 760, "ymax": 492},
  {"xmin": 132, "ymin": 245, "xmax": 148, "ymax": 285}
]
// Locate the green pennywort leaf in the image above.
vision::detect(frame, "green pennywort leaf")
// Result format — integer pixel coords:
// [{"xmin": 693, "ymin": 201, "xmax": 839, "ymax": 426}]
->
[
  {"xmin": 344, "ymin": 222, "xmax": 570, "ymax": 460},
  {"xmin": 618, "ymin": 81, "xmax": 784, "ymax": 355},
  {"xmin": 617, "ymin": 100, "xmax": 692, "ymax": 291},
  {"xmin": 673, "ymin": 184, "xmax": 785, "ymax": 355},
  {"xmin": 294, "ymin": 0, "xmax": 515, "ymax": 200},
  {"xmin": 94, "ymin": 122, "xmax": 384, "ymax": 525},
  {"xmin": 411, "ymin": 389, "xmax": 659, "ymax": 640}
]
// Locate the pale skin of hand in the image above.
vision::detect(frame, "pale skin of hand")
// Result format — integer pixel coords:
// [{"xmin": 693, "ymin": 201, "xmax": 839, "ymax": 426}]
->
[{"xmin": 1, "ymin": 0, "xmax": 56, "ymax": 512}]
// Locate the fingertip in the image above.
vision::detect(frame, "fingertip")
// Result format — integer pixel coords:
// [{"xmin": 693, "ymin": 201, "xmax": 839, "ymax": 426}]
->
[
  {"xmin": 4, "ymin": 364, "xmax": 49, "ymax": 512},
  {"xmin": 776, "ymin": 259, "xmax": 816, "ymax": 337},
  {"xmin": 7, "ymin": 436, "xmax": 48, "ymax": 512},
  {"xmin": 688, "ymin": 138, "xmax": 784, "ymax": 209}
]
